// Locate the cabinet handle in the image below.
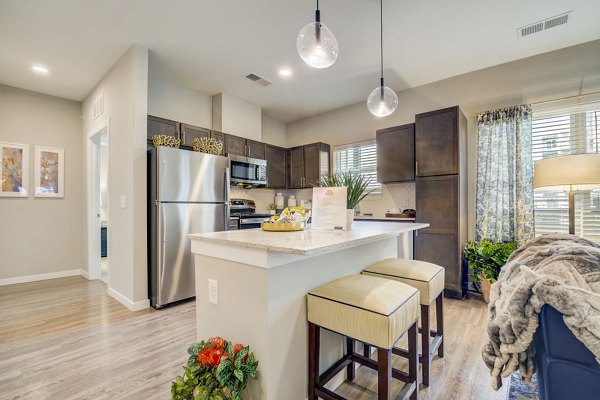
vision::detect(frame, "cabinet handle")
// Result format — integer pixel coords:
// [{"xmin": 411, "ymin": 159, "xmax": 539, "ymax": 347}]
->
[
  {"xmin": 181, "ymin": 131, "xmax": 186, "ymax": 144},
  {"xmin": 415, "ymin": 161, "xmax": 418, "ymax": 176},
  {"xmin": 245, "ymin": 145, "xmax": 249, "ymax": 156}
]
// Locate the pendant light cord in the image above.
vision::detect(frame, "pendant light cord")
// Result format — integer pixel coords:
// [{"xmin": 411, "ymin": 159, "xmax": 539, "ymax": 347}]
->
[{"xmin": 380, "ymin": 0, "xmax": 384, "ymax": 87}]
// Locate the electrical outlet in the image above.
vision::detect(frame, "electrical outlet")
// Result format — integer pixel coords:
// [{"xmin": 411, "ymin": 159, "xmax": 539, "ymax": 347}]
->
[{"xmin": 208, "ymin": 279, "xmax": 218, "ymax": 304}]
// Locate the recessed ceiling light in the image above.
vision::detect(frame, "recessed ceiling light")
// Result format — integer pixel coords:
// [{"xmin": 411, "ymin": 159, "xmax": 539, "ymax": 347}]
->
[
  {"xmin": 32, "ymin": 65, "xmax": 49, "ymax": 74},
  {"xmin": 278, "ymin": 67, "xmax": 292, "ymax": 77}
]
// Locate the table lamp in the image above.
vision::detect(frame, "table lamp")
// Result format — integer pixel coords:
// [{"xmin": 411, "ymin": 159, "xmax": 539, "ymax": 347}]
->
[{"xmin": 533, "ymin": 154, "xmax": 600, "ymax": 234}]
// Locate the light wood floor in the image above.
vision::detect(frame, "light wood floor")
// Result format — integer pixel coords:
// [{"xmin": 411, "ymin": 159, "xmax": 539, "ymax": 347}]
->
[{"xmin": 0, "ymin": 277, "xmax": 506, "ymax": 400}]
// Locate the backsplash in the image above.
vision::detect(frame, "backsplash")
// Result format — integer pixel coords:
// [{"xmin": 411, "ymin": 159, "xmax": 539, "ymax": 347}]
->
[{"xmin": 231, "ymin": 181, "xmax": 415, "ymax": 217}]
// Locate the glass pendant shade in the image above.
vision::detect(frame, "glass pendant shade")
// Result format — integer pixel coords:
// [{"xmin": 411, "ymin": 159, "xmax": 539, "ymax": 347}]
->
[
  {"xmin": 367, "ymin": 85, "xmax": 398, "ymax": 117},
  {"xmin": 297, "ymin": 21, "xmax": 338, "ymax": 69}
]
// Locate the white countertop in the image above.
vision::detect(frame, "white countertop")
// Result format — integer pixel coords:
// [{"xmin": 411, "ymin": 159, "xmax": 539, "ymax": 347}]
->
[
  {"xmin": 189, "ymin": 221, "xmax": 428, "ymax": 256},
  {"xmin": 355, "ymin": 216, "xmax": 416, "ymax": 221}
]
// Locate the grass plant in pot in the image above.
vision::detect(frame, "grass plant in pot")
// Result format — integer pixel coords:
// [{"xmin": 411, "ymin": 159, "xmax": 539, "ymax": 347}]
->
[
  {"xmin": 463, "ymin": 239, "xmax": 518, "ymax": 303},
  {"xmin": 318, "ymin": 171, "xmax": 375, "ymax": 229}
]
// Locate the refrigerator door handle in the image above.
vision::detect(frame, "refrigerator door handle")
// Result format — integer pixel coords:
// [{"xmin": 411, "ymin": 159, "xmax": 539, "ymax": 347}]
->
[{"xmin": 224, "ymin": 167, "xmax": 231, "ymax": 229}]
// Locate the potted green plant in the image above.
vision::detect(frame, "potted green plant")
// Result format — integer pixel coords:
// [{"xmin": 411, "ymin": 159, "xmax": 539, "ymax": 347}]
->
[
  {"xmin": 318, "ymin": 171, "xmax": 376, "ymax": 228},
  {"xmin": 268, "ymin": 203, "xmax": 277, "ymax": 215},
  {"xmin": 463, "ymin": 239, "xmax": 518, "ymax": 302},
  {"xmin": 171, "ymin": 337, "xmax": 259, "ymax": 400}
]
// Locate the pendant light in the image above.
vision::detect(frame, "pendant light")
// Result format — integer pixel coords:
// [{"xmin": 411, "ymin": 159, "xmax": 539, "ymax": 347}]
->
[
  {"xmin": 367, "ymin": 0, "xmax": 398, "ymax": 117},
  {"xmin": 297, "ymin": 0, "xmax": 338, "ymax": 69}
]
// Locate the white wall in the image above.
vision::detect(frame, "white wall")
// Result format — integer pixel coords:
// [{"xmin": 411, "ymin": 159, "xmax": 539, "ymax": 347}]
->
[
  {"xmin": 261, "ymin": 112, "xmax": 287, "ymax": 147},
  {"xmin": 287, "ymin": 40, "xmax": 600, "ymax": 239},
  {"xmin": 148, "ymin": 68, "xmax": 213, "ymax": 128},
  {"xmin": 81, "ymin": 45, "xmax": 149, "ymax": 309},
  {"xmin": 0, "ymin": 85, "xmax": 85, "ymax": 281},
  {"xmin": 213, "ymin": 93, "xmax": 261, "ymax": 140}
]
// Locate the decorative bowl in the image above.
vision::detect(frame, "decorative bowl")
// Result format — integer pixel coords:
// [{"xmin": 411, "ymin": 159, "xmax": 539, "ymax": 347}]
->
[
  {"xmin": 261, "ymin": 222, "xmax": 306, "ymax": 232},
  {"xmin": 192, "ymin": 137, "xmax": 223, "ymax": 155},
  {"xmin": 152, "ymin": 134, "xmax": 181, "ymax": 148}
]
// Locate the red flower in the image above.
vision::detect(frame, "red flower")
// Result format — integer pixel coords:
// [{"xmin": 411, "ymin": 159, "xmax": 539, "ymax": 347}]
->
[
  {"xmin": 233, "ymin": 343, "xmax": 248, "ymax": 361},
  {"xmin": 197, "ymin": 343, "xmax": 229, "ymax": 367}
]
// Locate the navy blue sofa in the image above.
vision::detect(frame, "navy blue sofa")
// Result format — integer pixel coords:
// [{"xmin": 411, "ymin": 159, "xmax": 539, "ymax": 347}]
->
[{"xmin": 533, "ymin": 305, "xmax": 600, "ymax": 400}]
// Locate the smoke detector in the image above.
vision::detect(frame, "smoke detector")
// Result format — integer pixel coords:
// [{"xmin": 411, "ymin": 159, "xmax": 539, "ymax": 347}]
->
[
  {"xmin": 518, "ymin": 11, "xmax": 572, "ymax": 38},
  {"xmin": 245, "ymin": 73, "xmax": 272, "ymax": 87}
]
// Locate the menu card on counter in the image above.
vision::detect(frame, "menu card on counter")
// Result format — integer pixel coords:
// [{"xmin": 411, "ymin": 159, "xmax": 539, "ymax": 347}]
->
[{"xmin": 311, "ymin": 187, "xmax": 347, "ymax": 230}]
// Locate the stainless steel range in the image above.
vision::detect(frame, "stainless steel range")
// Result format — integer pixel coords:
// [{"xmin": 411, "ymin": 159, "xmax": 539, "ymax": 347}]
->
[{"xmin": 230, "ymin": 199, "xmax": 271, "ymax": 229}]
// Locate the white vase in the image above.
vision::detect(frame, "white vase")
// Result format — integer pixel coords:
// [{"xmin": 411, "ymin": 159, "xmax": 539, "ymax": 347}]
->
[{"xmin": 346, "ymin": 209, "xmax": 355, "ymax": 229}]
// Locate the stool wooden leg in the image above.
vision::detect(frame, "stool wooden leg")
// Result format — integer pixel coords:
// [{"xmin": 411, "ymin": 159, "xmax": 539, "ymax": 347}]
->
[
  {"xmin": 377, "ymin": 347, "xmax": 392, "ymax": 400},
  {"xmin": 408, "ymin": 322, "xmax": 419, "ymax": 400},
  {"xmin": 363, "ymin": 343, "xmax": 371, "ymax": 358},
  {"xmin": 308, "ymin": 322, "xmax": 320, "ymax": 400},
  {"xmin": 436, "ymin": 294, "xmax": 444, "ymax": 358},
  {"xmin": 421, "ymin": 303, "xmax": 431, "ymax": 387},
  {"xmin": 346, "ymin": 338, "xmax": 355, "ymax": 381}
]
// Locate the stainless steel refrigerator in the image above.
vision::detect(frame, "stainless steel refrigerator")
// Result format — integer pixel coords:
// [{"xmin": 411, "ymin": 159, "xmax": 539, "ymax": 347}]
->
[{"xmin": 148, "ymin": 146, "xmax": 230, "ymax": 309}]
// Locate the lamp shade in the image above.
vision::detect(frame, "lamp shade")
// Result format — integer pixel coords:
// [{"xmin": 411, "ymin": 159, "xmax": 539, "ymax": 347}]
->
[{"xmin": 533, "ymin": 154, "xmax": 600, "ymax": 191}]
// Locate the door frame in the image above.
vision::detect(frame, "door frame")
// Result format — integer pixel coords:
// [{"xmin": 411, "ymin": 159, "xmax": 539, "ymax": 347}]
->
[{"xmin": 86, "ymin": 118, "xmax": 110, "ymax": 281}]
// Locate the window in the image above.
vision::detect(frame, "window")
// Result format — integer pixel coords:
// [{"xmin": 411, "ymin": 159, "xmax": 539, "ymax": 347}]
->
[
  {"xmin": 533, "ymin": 106, "xmax": 600, "ymax": 240},
  {"xmin": 333, "ymin": 140, "xmax": 381, "ymax": 195}
]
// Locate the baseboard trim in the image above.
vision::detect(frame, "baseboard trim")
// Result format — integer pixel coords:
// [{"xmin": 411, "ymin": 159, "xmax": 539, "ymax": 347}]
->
[
  {"xmin": 108, "ymin": 287, "xmax": 150, "ymax": 312},
  {"xmin": 81, "ymin": 270, "xmax": 90, "ymax": 280},
  {"xmin": 0, "ymin": 269, "xmax": 84, "ymax": 286}
]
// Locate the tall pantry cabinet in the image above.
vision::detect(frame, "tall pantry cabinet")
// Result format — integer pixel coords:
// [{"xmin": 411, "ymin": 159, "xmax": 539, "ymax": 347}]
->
[{"xmin": 414, "ymin": 106, "xmax": 468, "ymax": 299}]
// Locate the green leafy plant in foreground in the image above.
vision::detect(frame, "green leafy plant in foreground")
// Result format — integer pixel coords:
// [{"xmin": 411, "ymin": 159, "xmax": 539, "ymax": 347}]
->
[
  {"xmin": 171, "ymin": 337, "xmax": 258, "ymax": 400},
  {"xmin": 464, "ymin": 239, "xmax": 518, "ymax": 284}
]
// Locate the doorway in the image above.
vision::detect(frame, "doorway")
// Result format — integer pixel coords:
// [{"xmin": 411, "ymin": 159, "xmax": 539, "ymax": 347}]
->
[{"xmin": 86, "ymin": 120, "xmax": 110, "ymax": 282}]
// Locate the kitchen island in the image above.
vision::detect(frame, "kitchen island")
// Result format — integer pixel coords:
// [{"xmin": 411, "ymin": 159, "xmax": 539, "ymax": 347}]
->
[{"xmin": 189, "ymin": 221, "xmax": 428, "ymax": 399}]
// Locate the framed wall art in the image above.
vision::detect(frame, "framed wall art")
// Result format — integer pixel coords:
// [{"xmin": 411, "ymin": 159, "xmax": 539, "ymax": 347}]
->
[
  {"xmin": 34, "ymin": 146, "xmax": 64, "ymax": 198},
  {"xmin": 0, "ymin": 142, "xmax": 29, "ymax": 197}
]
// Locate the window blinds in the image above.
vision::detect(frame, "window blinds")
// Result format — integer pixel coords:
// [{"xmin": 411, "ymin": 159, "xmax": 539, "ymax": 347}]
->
[
  {"xmin": 333, "ymin": 140, "xmax": 382, "ymax": 194},
  {"xmin": 532, "ymin": 107, "xmax": 600, "ymax": 240}
]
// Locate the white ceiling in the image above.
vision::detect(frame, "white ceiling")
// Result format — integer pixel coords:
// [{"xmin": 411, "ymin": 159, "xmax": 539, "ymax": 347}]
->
[{"xmin": 1, "ymin": 0, "xmax": 599, "ymax": 122}]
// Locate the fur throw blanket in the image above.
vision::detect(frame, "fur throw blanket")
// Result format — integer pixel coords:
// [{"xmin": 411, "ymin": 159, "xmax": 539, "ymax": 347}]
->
[{"xmin": 482, "ymin": 234, "xmax": 600, "ymax": 390}]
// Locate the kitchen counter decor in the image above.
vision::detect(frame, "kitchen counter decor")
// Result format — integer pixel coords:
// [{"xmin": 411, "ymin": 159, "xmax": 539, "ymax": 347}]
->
[
  {"xmin": 260, "ymin": 206, "xmax": 310, "ymax": 231},
  {"xmin": 171, "ymin": 336, "xmax": 259, "ymax": 400},
  {"xmin": 152, "ymin": 134, "xmax": 181, "ymax": 148},
  {"xmin": 192, "ymin": 137, "xmax": 224, "ymax": 155}
]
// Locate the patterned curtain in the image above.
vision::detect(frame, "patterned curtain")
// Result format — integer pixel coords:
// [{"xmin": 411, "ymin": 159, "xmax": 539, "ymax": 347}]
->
[{"xmin": 476, "ymin": 105, "xmax": 534, "ymax": 243}]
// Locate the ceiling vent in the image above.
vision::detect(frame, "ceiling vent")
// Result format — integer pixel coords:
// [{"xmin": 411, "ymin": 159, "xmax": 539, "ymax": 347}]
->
[
  {"xmin": 245, "ymin": 73, "xmax": 272, "ymax": 87},
  {"xmin": 518, "ymin": 11, "xmax": 572, "ymax": 38}
]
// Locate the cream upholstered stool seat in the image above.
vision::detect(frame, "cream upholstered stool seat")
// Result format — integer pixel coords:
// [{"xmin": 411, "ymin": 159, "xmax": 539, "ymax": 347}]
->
[
  {"xmin": 362, "ymin": 258, "xmax": 445, "ymax": 387},
  {"xmin": 307, "ymin": 274, "xmax": 420, "ymax": 400}
]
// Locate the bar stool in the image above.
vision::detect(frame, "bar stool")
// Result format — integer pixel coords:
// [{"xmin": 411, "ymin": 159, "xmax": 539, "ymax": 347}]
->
[
  {"xmin": 362, "ymin": 258, "xmax": 445, "ymax": 386},
  {"xmin": 307, "ymin": 274, "xmax": 419, "ymax": 400}
]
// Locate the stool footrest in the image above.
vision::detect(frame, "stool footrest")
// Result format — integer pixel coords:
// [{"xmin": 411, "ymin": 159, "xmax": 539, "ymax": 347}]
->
[
  {"xmin": 392, "ymin": 330, "xmax": 443, "ymax": 361},
  {"xmin": 319, "ymin": 354, "xmax": 353, "ymax": 385}
]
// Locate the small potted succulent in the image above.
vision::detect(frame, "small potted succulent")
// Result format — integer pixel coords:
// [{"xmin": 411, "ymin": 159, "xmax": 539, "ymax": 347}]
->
[
  {"xmin": 268, "ymin": 203, "xmax": 277, "ymax": 215},
  {"xmin": 318, "ymin": 171, "xmax": 376, "ymax": 229},
  {"xmin": 463, "ymin": 239, "xmax": 518, "ymax": 302}
]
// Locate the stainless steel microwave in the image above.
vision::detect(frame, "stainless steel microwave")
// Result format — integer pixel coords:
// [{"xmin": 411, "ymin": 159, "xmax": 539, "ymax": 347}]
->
[{"xmin": 229, "ymin": 154, "xmax": 267, "ymax": 187}]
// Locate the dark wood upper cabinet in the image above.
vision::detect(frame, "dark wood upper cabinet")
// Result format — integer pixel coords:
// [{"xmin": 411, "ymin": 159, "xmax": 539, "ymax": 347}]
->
[
  {"xmin": 415, "ymin": 106, "xmax": 461, "ymax": 177},
  {"xmin": 376, "ymin": 123, "xmax": 415, "ymax": 183},
  {"xmin": 415, "ymin": 175, "xmax": 459, "ymax": 234},
  {"xmin": 147, "ymin": 115, "xmax": 179, "ymax": 141},
  {"xmin": 247, "ymin": 139, "xmax": 266, "ymax": 160},
  {"xmin": 223, "ymin": 135, "xmax": 266, "ymax": 159},
  {"xmin": 288, "ymin": 146, "xmax": 304, "ymax": 189},
  {"xmin": 225, "ymin": 134, "xmax": 247, "ymax": 157},
  {"xmin": 265, "ymin": 144, "xmax": 286, "ymax": 189},
  {"xmin": 287, "ymin": 143, "xmax": 330, "ymax": 188},
  {"xmin": 303, "ymin": 142, "xmax": 330, "ymax": 187},
  {"xmin": 180, "ymin": 123, "xmax": 210, "ymax": 148}
]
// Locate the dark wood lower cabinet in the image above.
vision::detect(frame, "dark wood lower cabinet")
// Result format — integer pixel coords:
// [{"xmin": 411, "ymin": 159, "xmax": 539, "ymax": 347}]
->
[
  {"xmin": 415, "ymin": 175, "xmax": 465, "ymax": 299},
  {"xmin": 414, "ymin": 232, "xmax": 463, "ymax": 297}
]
